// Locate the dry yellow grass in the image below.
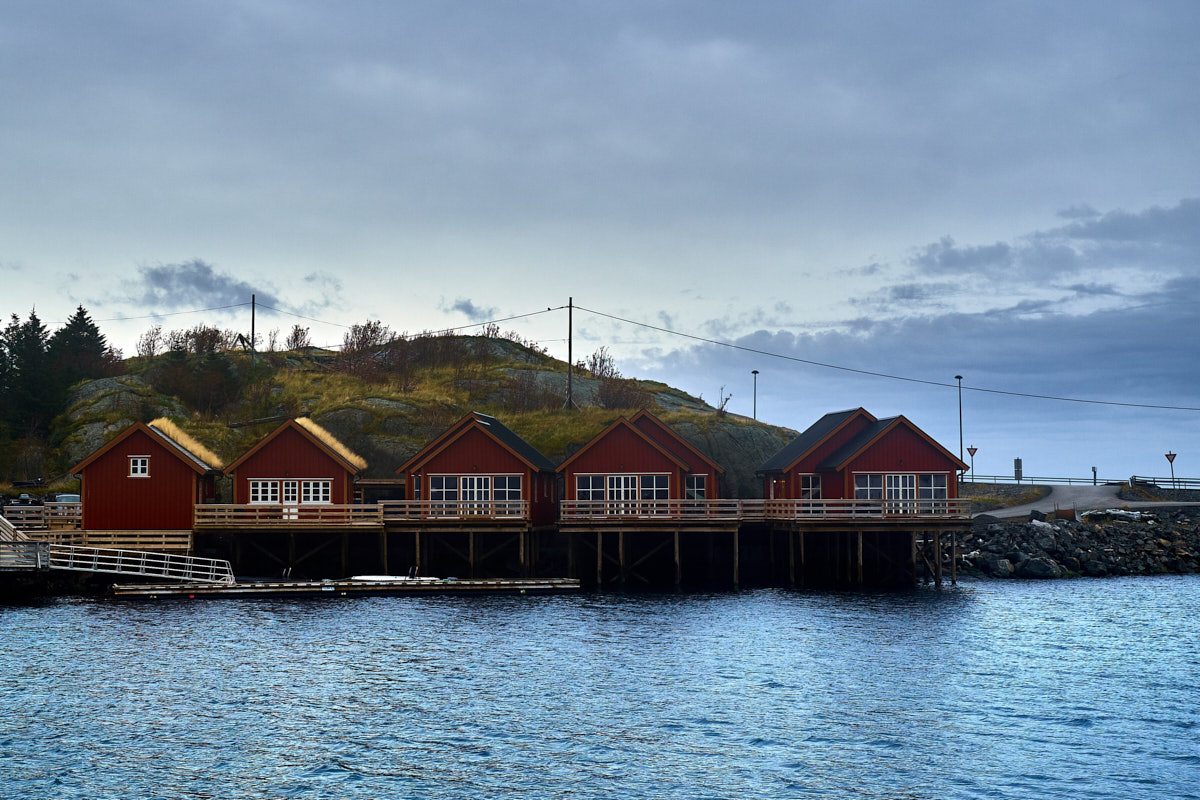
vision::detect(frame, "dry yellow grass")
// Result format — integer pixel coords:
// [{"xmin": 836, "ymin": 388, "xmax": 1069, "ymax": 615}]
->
[
  {"xmin": 296, "ymin": 417, "xmax": 368, "ymax": 471},
  {"xmin": 148, "ymin": 417, "xmax": 225, "ymax": 469}
]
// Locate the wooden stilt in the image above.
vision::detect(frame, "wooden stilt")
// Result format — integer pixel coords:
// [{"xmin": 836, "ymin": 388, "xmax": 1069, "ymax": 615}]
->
[
  {"xmin": 788, "ymin": 528, "xmax": 796, "ymax": 587},
  {"xmin": 288, "ymin": 532, "xmax": 296, "ymax": 574},
  {"xmin": 469, "ymin": 531, "xmax": 476, "ymax": 579},
  {"xmin": 341, "ymin": 531, "xmax": 349, "ymax": 577},
  {"xmin": 414, "ymin": 530, "xmax": 421, "ymax": 575},
  {"xmin": 674, "ymin": 530, "xmax": 681, "ymax": 587},
  {"xmin": 732, "ymin": 528, "xmax": 740, "ymax": 588},
  {"xmin": 618, "ymin": 531, "xmax": 626, "ymax": 585},
  {"xmin": 951, "ymin": 529, "xmax": 957, "ymax": 586},
  {"xmin": 799, "ymin": 530, "xmax": 805, "ymax": 588},
  {"xmin": 768, "ymin": 529, "xmax": 776, "ymax": 585},
  {"xmin": 596, "ymin": 531, "xmax": 603, "ymax": 586},
  {"xmin": 519, "ymin": 529, "xmax": 526, "ymax": 577},
  {"xmin": 856, "ymin": 530, "xmax": 864, "ymax": 586},
  {"xmin": 934, "ymin": 530, "xmax": 943, "ymax": 586},
  {"xmin": 567, "ymin": 532, "xmax": 576, "ymax": 579}
]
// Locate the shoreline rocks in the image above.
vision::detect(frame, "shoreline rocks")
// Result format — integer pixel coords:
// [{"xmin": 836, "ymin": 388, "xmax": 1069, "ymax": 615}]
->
[{"xmin": 960, "ymin": 506, "xmax": 1200, "ymax": 579}]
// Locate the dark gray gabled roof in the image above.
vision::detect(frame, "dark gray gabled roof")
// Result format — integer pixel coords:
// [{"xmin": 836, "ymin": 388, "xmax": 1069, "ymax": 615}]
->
[
  {"xmin": 470, "ymin": 413, "xmax": 557, "ymax": 472},
  {"xmin": 816, "ymin": 417, "xmax": 899, "ymax": 470},
  {"xmin": 758, "ymin": 408, "xmax": 864, "ymax": 473}
]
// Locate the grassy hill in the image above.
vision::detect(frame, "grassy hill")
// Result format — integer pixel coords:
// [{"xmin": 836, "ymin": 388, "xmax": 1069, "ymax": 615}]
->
[{"xmin": 32, "ymin": 334, "xmax": 796, "ymax": 499}]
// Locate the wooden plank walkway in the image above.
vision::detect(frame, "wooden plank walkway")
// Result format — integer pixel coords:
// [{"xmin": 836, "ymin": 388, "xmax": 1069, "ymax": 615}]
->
[{"xmin": 111, "ymin": 576, "xmax": 581, "ymax": 598}]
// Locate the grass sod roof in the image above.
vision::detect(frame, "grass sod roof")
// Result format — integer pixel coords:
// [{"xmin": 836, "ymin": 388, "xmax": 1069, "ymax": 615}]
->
[
  {"xmin": 147, "ymin": 417, "xmax": 225, "ymax": 470},
  {"xmin": 295, "ymin": 416, "xmax": 368, "ymax": 471}
]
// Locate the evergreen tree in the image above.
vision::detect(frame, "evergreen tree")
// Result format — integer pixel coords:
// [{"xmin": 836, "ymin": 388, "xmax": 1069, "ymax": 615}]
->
[
  {"xmin": 3, "ymin": 310, "xmax": 54, "ymax": 435},
  {"xmin": 48, "ymin": 305, "xmax": 111, "ymax": 389}
]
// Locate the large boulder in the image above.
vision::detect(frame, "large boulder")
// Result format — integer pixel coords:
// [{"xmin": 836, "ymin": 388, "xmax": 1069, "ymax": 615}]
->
[{"xmin": 1017, "ymin": 556, "xmax": 1063, "ymax": 579}]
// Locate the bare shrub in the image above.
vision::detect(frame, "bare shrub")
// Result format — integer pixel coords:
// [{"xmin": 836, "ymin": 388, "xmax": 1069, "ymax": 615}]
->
[
  {"xmin": 285, "ymin": 325, "xmax": 311, "ymax": 350},
  {"xmin": 137, "ymin": 325, "xmax": 163, "ymax": 358}
]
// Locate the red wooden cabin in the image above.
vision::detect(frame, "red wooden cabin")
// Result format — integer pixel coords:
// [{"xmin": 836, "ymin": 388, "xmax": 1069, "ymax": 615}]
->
[
  {"xmin": 224, "ymin": 418, "xmax": 366, "ymax": 507},
  {"xmin": 395, "ymin": 412, "xmax": 558, "ymax": 525},
  {"xmin": 557, "ymin": 409, "xmax": 724, "ymax": 515},
  {"xmin": 758, "ymin": 408, "xmax": 967, "ymax": 511},
  {"xmin": 70, "ymin": 420, "xmax": 222, "ymax": 530}
]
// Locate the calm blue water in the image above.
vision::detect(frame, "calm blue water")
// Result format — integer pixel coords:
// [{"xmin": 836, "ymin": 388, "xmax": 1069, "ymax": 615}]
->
[{"xmin": 2, "ymin": 577, "xmax": 1198, "ymax": 799}]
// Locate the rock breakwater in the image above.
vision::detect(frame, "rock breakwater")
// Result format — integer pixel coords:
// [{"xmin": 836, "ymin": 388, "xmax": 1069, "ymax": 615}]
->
[{"xmin": 962, "ymin": 506, "xmax": 1200, "ymax": 579}]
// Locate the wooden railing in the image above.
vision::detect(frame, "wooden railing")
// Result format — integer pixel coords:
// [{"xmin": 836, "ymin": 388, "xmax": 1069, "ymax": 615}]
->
[
  {"xmin": 381, "ymin": 500, "xmax": 530, "ymax": 521},
  {"xmin": 0, "ymin": 513, "xmax": 24, "ymax": 543},
  {"xmin": 193, "ymin": 504, "xmax": 384, "ymax": 528},
  {"xmin": 0, "ymin": 503, "xmax": 82, "ymax": 530},
  {"xmin": 560, "ymin": 499, "xmax": 743, "ymax": 520},
  {"xmin": 21, "ymin": 529, "xmax": 193, "ymax": 552},
  {"xmin": 757, "ymin": 498, "xmax": 972, "ymax": 519},
  {"xmin": 559, "ymin": 498, "xmax": 971, "ymax": 521}
]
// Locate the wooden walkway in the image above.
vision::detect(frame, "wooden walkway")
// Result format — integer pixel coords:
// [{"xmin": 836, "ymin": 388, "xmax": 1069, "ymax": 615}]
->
[{"xmin": 111, "ymin": 576, "xmax": 580, "ymax": 598}]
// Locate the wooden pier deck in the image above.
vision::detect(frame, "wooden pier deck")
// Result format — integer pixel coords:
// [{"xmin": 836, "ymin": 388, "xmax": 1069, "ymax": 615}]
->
[{"xmin": 111, "ymin": 576, "xmax": 581, "ymax": 599}]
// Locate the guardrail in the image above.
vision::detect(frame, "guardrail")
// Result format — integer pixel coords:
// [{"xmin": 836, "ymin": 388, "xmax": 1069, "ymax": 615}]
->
[
  {"xmin": 20, "ymin": 529, "xmax": 193, "ymax": 552},
  {"xmin": 964, "ymin": 475, "xmax": 1127, "ymax": 486},
  {"xmin": 0, "ymin": 502, "xmax": 82, "ymax": 530},
  {"xmin": 558, "ymin": 498, "xmax": 971, "ymax": 521},
  {"xmin": 380, "ymin": 500, "xmax": 529, "ymax": 520},
  {"xmin": 1129, "ymin": 475, "xmax": 1200, "ymax": 490},
  {"xmin": 560, "ymin": 499, "xmax": 744, "ymax": 520},
  {"xmin": 194, "ymin": 504, "xmax": 384, "ymax": 527}
]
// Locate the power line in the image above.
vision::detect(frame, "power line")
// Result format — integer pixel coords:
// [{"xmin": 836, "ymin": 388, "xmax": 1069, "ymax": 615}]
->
[
  {"xmin": 576, "ymin": 304, "xmax": 1200, "ymax": 413},
  {"xmin": 76, "ymin": 303, "xmax": 252, "ymax": 324}
]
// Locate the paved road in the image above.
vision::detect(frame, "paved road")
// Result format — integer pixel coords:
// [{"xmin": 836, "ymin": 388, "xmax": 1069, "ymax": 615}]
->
[{"xmin": 981, "ymin": 484, "xmax": 1200, "ymax": 519}]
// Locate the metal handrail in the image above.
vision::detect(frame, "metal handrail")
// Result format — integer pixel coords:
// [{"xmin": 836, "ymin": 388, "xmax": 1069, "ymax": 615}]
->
[
  {"xmin": 964, "ymin": 475, "xmax": 1126, "ymax": 486},
  {"xmin": 46, "ymin": 544, "xmax": 234, "ymax": 584},
  {"xmin": 1128, "ymin": 475, "xmax": 1200, "ymax": 490}
]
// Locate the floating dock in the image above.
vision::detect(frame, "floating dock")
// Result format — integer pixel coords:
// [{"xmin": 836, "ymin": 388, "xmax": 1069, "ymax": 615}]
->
[{"xmin": 110, "ymin": 576, "xmax": 581, "ymax": 599}]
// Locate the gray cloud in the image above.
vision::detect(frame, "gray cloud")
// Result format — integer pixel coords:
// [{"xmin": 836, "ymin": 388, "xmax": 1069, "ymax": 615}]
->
[
  {"xmin": 910, "ymin": 237, "xmax": 1014, "ymax": 274},
  {"xmin": 1062, "ymin": 282, "xmax": 1120, "ymax": 297},
  {"xmin": 132, "ymin": 259, "xmax": 278, "ymax": 310},
  {"xmin": 445, "ymin": 297, "xmax": 499, "ymax": 322},
  {"xmin": 1056, "ymin": 204, "xmax": 1101, "ymax": 220}
]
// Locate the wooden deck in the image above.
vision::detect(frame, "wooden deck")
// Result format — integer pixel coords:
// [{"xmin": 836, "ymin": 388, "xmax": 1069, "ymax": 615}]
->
[
  {"xmin": 0, "ymin": 502, "xmax": 81, "ymax": 530},
  {"xmin": 18, "ymin": 529, "xmax": 193, "ymax": 552},
  {"xmin": 193, "ymin": 504, "xmax": 384, "ymax": 532}
]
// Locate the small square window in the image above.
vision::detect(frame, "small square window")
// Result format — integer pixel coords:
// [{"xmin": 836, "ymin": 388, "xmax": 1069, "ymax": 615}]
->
[{"xmin": 129, "ymin": 457, "xmax": 149, "ymax": 477}]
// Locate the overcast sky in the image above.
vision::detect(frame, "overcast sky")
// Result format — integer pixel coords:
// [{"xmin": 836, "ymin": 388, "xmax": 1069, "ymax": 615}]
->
[{"xmin": 3, "ymin": 1, "xmax": 1198, "ymax": 479}]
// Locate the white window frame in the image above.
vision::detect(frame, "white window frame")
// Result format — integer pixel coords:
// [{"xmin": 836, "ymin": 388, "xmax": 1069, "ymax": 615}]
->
[
  {"xmin": 799, "ymin": 474, "xmax": 821, "ymax": 514},
  {"xmin": 430, "ymin": 475, "xmax": 459, "ymax": 516},
  {"xmin": 128, "ymin": 456, "xmax": 150, "ymax": 478},
  {"xmin": 854, "ymin": 474, "xmax": 884, "ymax": 501},
  {"xmin": 919, "ymin": 473, "xmax": 948, "ymax": 513},
  {"xmin": 249, "ymin": 480, "xmax": 280, "ymax": 504},
  {"xmin": 886, "ymin": 474, "xmax": 917, "ymax": 514},
  {"xmin": 461, "ymin": 475, "xmax": 492, "ymax": 515},
  {"xmin": 493, "ymin": 475, "xmax": 522, "ymax": 517},
  {"xmin": 301, "ymin": 480, "xmax": 331, "ymax": 504},
  {"xmin": 606, "ymin": 475, "xmax": 638, "ymax": 514},
  {"xmin": 576, "ymin": 475, "xmax": 605, "ymax": 502}
]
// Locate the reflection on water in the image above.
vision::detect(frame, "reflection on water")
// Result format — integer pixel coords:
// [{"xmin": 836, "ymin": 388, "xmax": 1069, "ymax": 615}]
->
[{"xmin": 2, "ymin": 578, "xmax": 1198, "ymax": 799}]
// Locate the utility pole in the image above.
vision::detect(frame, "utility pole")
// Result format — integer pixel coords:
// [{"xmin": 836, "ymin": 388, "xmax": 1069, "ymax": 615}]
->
[
  {"xmin": 955, "ymin": 375, "xmax": 964, "ymax": 463},
  {"xmin": 565, "ymin": 297, "xmax": 574, "ymax": 409},
  {"xmin": 251, "ymin": 293, "xmax": 256, "ymax": 361},
  {"xmin": 751, "ymin": 370, "xmax": 759, "ymax": 420}
]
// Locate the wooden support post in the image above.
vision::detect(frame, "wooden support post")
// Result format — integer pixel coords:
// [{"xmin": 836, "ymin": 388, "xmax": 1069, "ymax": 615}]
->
[
  {"xmin": 469, "ymin": 531, "xmax": 476, "ymax": 579},
  {"xmin": 596, "ymin": 531, "xmax": 603, "ymax": 586},
  {"xmin": 288, "ymin": 532, "xmax": 296, "ymax": 574},
  {"xmin": 934, "ymin": 530, "xmax": 943, "ymax": 586},
  {"xmin": 519, "ymin": 529, "xmax": 527, "ymax": 577},
  {"xmin": 414, "ymin": 530, "xmax": 421, "ymax": 575},
  {"xmin": 788, "ymin": 529, "xmax": 796, "ymax": 587},
  {"xmin": 911, "ymin": 531, "xmax": 918, "ymax": 587},
  {"xmin": 567, "ymin": 532, "xmax": 576, "ymax": 579},
  {"xmin": 768, "ymin": 529, "xmax": 776, "ymax": 584},
  {"xmin": 341, "ymin": 531, "xmax": 349, "ymax": 577},
  {"xmin": 799, "ymin": 530, "xmax": 805, "ymax": 588},
  {"xmin": 951, "ymin": 529, "xmax": 957, "ymax": 586},
  {"xmin": 856, "ymin": 530, "xmax": 864, "ymax": 586},
  {"xmin": 732, "ymin": 528, "xmax": 740, "ymax": 588},
  {"xmin": 618, "ymin": 531, "xmax": 626, "ymax": 585},
  {"xmin": 674, "ymin": 530, "xmax": 681, "ymax": 587}
]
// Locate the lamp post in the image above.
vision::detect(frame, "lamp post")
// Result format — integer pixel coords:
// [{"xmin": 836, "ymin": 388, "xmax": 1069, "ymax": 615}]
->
[
  {"xmin": 1166, "ymin": 451, "xmax": 1177, "ymax": 489},
  {"xmin": 955, "ymin": 375, "xmax": 964, "ymax": 463},
  {"xmin": 751, "ymin": 370, "xmax": 759, "ymax": 420}
]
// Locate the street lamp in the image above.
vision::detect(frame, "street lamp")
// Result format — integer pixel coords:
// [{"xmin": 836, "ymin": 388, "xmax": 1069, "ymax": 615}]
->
[
  {"xmin": 751, "ymin": 370, "xmax": 759, "ymax": 420},
  {"xmin": 1166, "ymin": 451, "xmax": 1177, "ymax": 489},
  {"xmin": 955, "ymin": 375, "xmax": 964, "ymax": 463}
]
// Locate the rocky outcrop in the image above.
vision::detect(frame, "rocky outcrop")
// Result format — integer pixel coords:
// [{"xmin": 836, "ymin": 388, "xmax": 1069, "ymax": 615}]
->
[{"xmin": 962, "ymin": 507, "xmax": 1200, "ymax": 578}]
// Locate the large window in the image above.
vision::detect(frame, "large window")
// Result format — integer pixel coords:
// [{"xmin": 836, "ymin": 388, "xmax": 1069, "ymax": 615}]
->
[
  {"xmin": 494, "ymin": 476, "xmax": 522, "ymax": 516},
  {"xmin": 919, "ymin": 474, "xmax": 948, "ymax": 513},
  {"xmin": 430, "ymin": 475, "xmax": 459, "ymax": 515},
  {"xmin": 607, "ymin": 475, "xmax": 638, "ymax": 514},
  {"xmin": 576, "ymin": 475, "xmax": 604, "ymax": 502},
  {"xmin": 854, "ymin": 474, "xmax": 883, "ymax": 501},
  {"xmin": 301, "ymin": 480, "xmax": 331, "ymax": 504},
  {"xmin": 800, "ymin": 475, "xmax": 821, "ymax": 514},
  {"xmin": 249, "ymin": 480, "xmax": 280, "ymax": 504},
  {"xmin": 128, "ymin": 457, "xmax": 149, "ymax": 477}
]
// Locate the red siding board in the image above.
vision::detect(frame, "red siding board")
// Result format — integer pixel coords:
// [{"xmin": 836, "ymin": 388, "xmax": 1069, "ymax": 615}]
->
[
  {"xmin": 563, "ymin": 425, "xmax": 688, "ymax": 500},
  {"xmin": 80, "ymin": 429, "xmax": 202, "ymax": 530},
  {"xmin": 231, "ymin": 426, "xmax": 353, "ymax": 504}
]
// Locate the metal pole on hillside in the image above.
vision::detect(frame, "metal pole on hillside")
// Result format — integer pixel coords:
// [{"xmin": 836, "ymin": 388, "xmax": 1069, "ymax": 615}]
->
[
  {"xmin": 251, "ymin": 293, "xmax": 256, "ymax": 362},
  {"xmin": 955, "ymin": 375, "xmax": 964, "ymax": 463},
  {"xmin": 751, "ymin": 370, "xmax": 759, "ymax": 420},
  {"xmin": 565, "ymin": 297, "xmax": 574, "ymax": 409}
]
